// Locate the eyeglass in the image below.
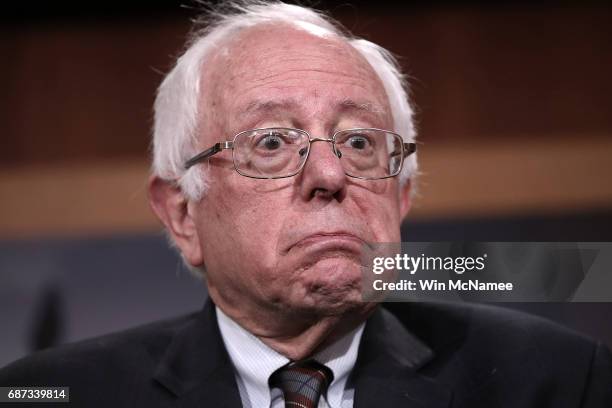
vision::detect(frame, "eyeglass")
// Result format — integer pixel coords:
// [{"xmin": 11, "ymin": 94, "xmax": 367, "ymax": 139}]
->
[{"xmin": 184, "ymin": 127, "xmax": 416, "ymax": 180}]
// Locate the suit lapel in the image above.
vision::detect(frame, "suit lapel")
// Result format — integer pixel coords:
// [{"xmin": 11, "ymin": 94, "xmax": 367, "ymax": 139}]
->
[
  {"xmin": 152, "ymin": 300, "xmax": 243, "ymax": 408},
  {"xmin": 151, "ymin": 301, "xmax": 453, "ymax": 408},
  {"xmin": 352, "ymin": 306, "xmax": 453, "ymax": 408}
]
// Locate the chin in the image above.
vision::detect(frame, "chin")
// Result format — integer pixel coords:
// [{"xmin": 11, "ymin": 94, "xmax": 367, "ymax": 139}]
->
[{"xmin": 290, "ymin": 257, "xmax": 370, "ymax": 316}]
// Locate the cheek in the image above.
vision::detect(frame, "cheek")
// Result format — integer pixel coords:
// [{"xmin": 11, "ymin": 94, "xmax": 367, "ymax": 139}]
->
[
  {"xmin": 234, "ymin": 202, "xmax": 283, "ymax": 257},
  {"xmin": 372, "ymin": 206, "xmax": 402, "ymax": 242},
  {"xmin": 351, "ymin": 184, "xmax": 403, "ymax": 242},
  {"xmin": 199, "ymin": 179, "xmax": 290, "ymax": 271}
]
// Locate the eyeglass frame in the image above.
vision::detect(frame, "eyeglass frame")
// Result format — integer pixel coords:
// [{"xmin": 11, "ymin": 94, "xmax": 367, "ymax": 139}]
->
[{"xmin": 183, "ymin": 127, "xmax": 417, "ymax": 180}]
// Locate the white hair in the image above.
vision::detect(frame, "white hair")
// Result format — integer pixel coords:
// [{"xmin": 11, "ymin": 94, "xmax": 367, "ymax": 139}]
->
[{"xmin": 152, "ymin": 1, "xmax": 418, "ymax": 200}]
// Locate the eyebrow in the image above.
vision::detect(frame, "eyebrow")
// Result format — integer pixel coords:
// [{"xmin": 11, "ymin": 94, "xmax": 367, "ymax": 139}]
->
[
  {"xmin": 241, "ymin": 99, "xmax": 298, "ymax": 116},
  {"xmin": 338, "ymin": 99, "xmax": 385, "ymax": 115}
]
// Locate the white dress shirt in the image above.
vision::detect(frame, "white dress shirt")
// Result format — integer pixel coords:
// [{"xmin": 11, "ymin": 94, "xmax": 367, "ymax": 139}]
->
[{"xmin": 216, "ymin": 307, "xmax": 365, "ymax": 408}]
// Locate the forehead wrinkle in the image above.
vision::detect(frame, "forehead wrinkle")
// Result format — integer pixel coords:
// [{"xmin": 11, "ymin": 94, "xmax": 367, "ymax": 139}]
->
[
  {"xmin": 242, "ymin": 67, "xmax": 370, "ymax": 87},
  {"xmin": 241, "ymin": 97, "xmax": 384, "ymax": 116},
  {"xmin": 206, "ymin": 24, "xmax": 393, "ymax": 135},
  {"xmin": 236, "ymin": 94, "xmax": 389, "ymax": 132},
  {"xmin": 234, "ymin": 50, "xmax": 373, "ymax": 88},
  {"xmin": 236, "ymin": 74, "xmax": 377, "ymax": 100}
]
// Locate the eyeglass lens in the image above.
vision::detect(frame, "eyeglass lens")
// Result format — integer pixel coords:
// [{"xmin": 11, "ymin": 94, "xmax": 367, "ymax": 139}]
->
[{"xmin": 232, "ymin": 128, "xmax": 403, "ymax": 179}]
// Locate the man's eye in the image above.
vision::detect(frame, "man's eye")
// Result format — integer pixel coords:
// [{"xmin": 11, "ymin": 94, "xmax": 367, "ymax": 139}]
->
[
  {"xmin": 257, "ymin": 133, "xmax": 284, "ymax": 150},
  {"xmin": 346, "ymin": 135, "xmax": 371, "ymax": 150}
]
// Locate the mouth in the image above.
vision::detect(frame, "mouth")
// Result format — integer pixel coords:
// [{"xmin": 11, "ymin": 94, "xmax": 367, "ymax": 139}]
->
[{"xmin": 290, "ymin": 232, "xmax": 368, "ymax": 254}]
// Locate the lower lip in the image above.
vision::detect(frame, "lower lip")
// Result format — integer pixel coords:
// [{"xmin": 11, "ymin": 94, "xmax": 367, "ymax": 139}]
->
[{"xmin": 292, "ymin": 234, "xmax": 366, "ymax": 253}]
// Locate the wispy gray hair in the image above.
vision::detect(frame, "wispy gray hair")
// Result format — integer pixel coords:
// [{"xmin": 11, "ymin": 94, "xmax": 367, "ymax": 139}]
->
[{"xmin": 152, "ymin": 0, "xmax": 418, "ymax": 200}]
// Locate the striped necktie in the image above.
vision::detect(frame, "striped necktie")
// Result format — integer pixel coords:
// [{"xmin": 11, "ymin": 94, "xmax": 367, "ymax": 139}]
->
[{"xmin": 269, "ymin": 360, "xmax": 334, "ymax": 408}]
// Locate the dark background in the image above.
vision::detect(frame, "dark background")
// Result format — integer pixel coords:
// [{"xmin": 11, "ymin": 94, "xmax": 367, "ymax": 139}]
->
[{"xmin": 1, "ymin": 0, "xmax": 611, "ymax": 367}]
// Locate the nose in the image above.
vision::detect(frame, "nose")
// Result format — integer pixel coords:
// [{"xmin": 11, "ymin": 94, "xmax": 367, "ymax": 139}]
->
[{"xmin": 298, "ymin": 138, "xmax": 347, "ymax": 201}]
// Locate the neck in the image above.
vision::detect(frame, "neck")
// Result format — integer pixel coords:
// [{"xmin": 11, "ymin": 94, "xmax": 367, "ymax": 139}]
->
[
  {"xmin": 257, "ymin": 311, "xmax": 370, "ymax": 360},
  {"xmin": 211, "ymin": 291, "xmax": 376, "ymax": 360}
]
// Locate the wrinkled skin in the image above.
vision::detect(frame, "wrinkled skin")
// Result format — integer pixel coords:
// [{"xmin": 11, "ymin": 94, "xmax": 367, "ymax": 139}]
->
[{"xmin": 150, "ymin": 24, "xmax": 411, "ymax": 359}]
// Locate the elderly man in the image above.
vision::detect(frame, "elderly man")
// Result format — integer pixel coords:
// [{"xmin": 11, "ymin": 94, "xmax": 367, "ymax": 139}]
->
[{"xmin": 1, "ymin": 2, "xmax": 611, "ymax": 407}]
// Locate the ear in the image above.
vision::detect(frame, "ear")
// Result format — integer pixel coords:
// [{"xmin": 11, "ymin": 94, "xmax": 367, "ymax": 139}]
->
[
  {"xmin": 399, "ymin": 179, "xmax": 412, "ymax": 221},
  {"xmin": 148, "ymin": 175, "xmax": 204, "ymax": 267}
]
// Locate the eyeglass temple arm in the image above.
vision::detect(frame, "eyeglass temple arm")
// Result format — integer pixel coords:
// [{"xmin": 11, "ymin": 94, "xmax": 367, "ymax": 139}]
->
[
  {"xmin": 389, "ymin": 142, "xmax": 417, "ymax": 158},
  {"xmin": 184, "ymin": 141, "xmax": 234, "ymax": 169},
  {"xmin": 403, "ymin": 142, "xmax": 416, "ymax": 157}
]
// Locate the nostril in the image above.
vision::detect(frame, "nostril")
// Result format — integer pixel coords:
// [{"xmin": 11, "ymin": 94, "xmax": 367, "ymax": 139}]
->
[{"xmin": 312, "ymin": 188, "xmax": 332, "ymax": 199}]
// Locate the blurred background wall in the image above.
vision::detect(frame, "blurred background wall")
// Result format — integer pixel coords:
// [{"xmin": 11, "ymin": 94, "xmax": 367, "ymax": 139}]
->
[{"xmin": 1, "ymin": 0, "xmax": 612, "ymax": 367}]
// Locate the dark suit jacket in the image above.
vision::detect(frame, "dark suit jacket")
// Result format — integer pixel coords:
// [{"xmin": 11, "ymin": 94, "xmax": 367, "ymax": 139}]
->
[{"xmin": 1, "ymin": 300, "xmax": 611, "ymax": 407}]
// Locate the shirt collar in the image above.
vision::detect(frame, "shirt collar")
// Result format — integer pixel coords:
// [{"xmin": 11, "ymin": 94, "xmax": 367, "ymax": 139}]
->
[{"xmin": 216, "ymin": 306, "xmax": 365, "ymax": 408}]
